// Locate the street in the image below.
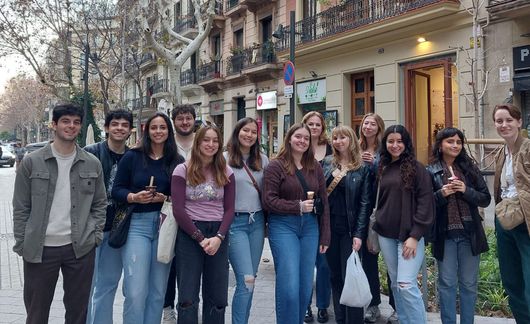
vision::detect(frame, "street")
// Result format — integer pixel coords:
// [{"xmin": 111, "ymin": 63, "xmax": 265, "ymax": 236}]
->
[{"xmin": 0, "ymin": 166, "xmax": 514, "ymax": 323}]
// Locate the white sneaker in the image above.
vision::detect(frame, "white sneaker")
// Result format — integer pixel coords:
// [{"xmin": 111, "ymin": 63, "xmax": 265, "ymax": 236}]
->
[
  {"xmin": 387, "ymin": 310, "xmax": 399, "ymax": 324},
  {"xmin": 162, "ymin": 306, "xmax": 177, "ymax": 324}
]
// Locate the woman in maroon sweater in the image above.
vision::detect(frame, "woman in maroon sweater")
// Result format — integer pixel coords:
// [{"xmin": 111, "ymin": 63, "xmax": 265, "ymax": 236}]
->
[
  {"xmin": 372, "ymin": 125, "xmax": 433, "ymax": 324},
  {"xmin": 262, "ymin": 123, "xmax": 330, "ymax": 324}
]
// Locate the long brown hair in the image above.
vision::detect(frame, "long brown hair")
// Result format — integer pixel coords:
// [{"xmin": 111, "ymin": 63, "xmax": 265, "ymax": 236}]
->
[
  {"xmin": 302, "ymin": 111, "xmax": 329, "ymax": 145},
  {"xmin": 359, "ymin": 113, "xmax": 385, "ymax": 151},
  {"xmin": 227, "ymin": 117, "xmax": 263, "ymax": 171},
  {"xmin": 275, "ymin": 123, "xmax": 315, "ymax": 175},
  {"xmin": 331, "ymin": 125, "xmax": 362, "ymax": 171},
  {"xmin": 187, "ymin": 125, "xmax": 229, "ymax": 187}
]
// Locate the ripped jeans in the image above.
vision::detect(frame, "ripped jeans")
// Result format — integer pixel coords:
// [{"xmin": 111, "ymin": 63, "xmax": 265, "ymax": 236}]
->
[
  {"xmin": 121, "ymin": 211, "xmax": 171, "ymax": 324},
  {"xmin": 378, "ymin": 235, "xmax": 426, "ymax": 324},
  {"xmin": 176, "ymin": 221, "xmax": 229, "ymax": 324},
  {"xmin": 228, "ymin": 211, "xmax": 265, "ymax": 324}
]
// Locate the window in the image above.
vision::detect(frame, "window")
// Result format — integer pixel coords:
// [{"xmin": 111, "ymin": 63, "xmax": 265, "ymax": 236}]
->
[
  {"xmin": 350, "ymin": 71, "xmax": 374, "ymax": 134},
  {"xmin": 234, "ymin": 29, "xmax": 243, "ymax": 49},
  {"xmin": 174, "ymin": 2, "xmax": 181, "ymax": 24},
  {"xmin": 260, "ymin": 16, "xmax": 272, "ymax": 43}
]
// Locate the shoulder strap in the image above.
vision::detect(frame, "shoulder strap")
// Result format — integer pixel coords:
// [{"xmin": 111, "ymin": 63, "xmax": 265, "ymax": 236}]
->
[
  {"xmin": 326, "ymin": 167, "xmax": 350, "ymax": 195},
  {"xmin": 373, "ymin": 179, "xmax": 381, "ymax": 211},
  {"xmin": 295, "ymin": 169, "xmax": 310, "ymax": 199},
  {"xmin": 242, "ymin": 163, "xmax": 261, "ymax": 197}
]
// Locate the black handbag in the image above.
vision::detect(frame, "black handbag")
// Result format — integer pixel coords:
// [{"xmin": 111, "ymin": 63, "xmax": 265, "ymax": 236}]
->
[
  {"xmin": 108, "ymin": 203, "xmax": 135, "ymax": 248},
  {"xmin": 295, "ymin": 169, "xmax": 323, "ymax": 216}
]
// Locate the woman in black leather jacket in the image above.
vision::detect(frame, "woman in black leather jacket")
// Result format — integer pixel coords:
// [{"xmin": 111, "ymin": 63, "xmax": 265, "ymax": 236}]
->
[
  {"xmin": 426, "ymin": 127, "xmax": 490, "ymax": 324},
  {"xmin": 322, "ymin": 125, "xmax": 372, "ymax": 324}
]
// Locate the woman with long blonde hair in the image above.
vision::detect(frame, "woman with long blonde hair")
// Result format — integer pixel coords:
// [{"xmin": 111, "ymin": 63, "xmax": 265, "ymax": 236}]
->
[
  {"xmin": 321, "ymin": 125, "xmax": 372, "ymax": 324},
  {"xmin": 171, "ymin": 124, "xmax": 235, "ymax": 324}
]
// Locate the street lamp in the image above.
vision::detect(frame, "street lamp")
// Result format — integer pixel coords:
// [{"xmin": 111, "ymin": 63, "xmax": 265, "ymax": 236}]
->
[{"xmin": 273, "ymin": 11, "xmax": 296, "ymax": 127}]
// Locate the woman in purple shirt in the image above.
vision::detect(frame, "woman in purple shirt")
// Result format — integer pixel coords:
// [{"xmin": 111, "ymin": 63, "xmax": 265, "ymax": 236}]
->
[{"xmin": 171, "ymin": 124, "xmax": 235, "ymax": 324}]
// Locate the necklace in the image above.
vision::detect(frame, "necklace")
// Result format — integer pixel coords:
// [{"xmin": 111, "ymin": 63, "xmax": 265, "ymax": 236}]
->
[{"xmin": 150, "ymin": 153, "xmax": 163, "ymax": 160}]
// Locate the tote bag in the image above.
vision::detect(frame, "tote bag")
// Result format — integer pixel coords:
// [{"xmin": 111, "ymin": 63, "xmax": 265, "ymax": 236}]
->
[
  {"xmin": 340, "ymin": 251, "xmax": 372, "ymax": 308},
  {"xmin": 157, "ymin": 198, "xmax": 178, "ymax": 264}
]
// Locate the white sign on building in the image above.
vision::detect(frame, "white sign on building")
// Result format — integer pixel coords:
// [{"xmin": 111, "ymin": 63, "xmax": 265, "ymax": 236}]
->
[
  {"xmin": 256, "ymin": 91, "xmax": 277, "ymax": 110},
  {"xmin": 297, "ymin": 79, "xmax": 326, "ymax": 104}
]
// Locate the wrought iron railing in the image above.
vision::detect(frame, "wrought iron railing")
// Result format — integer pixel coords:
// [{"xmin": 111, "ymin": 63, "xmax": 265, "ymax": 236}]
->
[
  {"xmin": 275, "ymin": 0, "xmax": 458, "ymax": 51},
  {"xmin": 226, "ymin": 44, "xmax": 277, "ymax": 75},
  {"xmin": 140, "ymin": 53, "xmax": 155, "ymax": 65},
  {"xmin": 181, "ymin": 69, "xmax": 197, "ymax": 85},
  {"xmin": 226, "ymin": 0, "xmax": 239, "ymax": 11},
  {"xmin": 173, "ymin": 15, "xmax": 197, "ymax": 34},
  {"xmin": 215, "ymin": 0, "xmax": 223, "ymax": 15},
  {"xmin": 152, "ymin": 79, "xmax": 168, "ymax": 94},
  {"xmin": 197, "ymin": 61, "xmax": 222, "ymax": 82}
]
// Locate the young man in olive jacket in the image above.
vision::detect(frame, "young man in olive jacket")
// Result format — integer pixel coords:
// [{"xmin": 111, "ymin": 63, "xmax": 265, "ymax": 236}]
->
[{"xmin": 12, "ymin": 104, "xmax": 107, "ymax": 324}]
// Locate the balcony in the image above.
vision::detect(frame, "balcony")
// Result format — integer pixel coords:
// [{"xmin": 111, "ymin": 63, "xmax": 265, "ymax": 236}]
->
[
  {"xmin": 131, "ymin": 96, "xmax": 150, "ymax": 111},
  {"xmin": 239, "ymin": 0, "xmax": 276, "ymax": 12},
  {"xmin": 242, "ymin": 43, "xmax": 281, "ymax": 81},
  {"xmin": 173, "ymin": 15, "xmax": 198, "ymax": 38},
  {"xmin": 487, "ymin": 0, "xmax": 530, "ymax": 19},
  {"xmin": 151, "ymin": 79, "xmax": 170, "ymax": 98},
  {"xmin": 181, "ymin": 68, "xmax": 203, "ymax": 96},
  {"xmin": 225, "ymin": 0, "xmax": 247, "ymax": 17},
  {"xmin": 139, "ymin": 53, "xmax": 157, "ymax": 71},
  {"xmin": 212, "ymin": 1, "xmax": 226, "ymax": 31},
  {"xmin": 197, "ymin": 61, "xmax": 224, "ymax": 92},
  {"xmin": 275, "ymin": 0, "xmax": 460, "ymax": 56}
]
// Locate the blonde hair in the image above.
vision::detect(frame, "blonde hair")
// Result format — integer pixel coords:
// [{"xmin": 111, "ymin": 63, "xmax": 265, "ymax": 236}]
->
[
  {"xmin": 359, "ymin": 113, "xmax": 385, "ymax": 151},
  {"xmin": 331, "ymin": 125, "xmax": 362, "ymax": 171},
  {"xmin": 302, "ymin": 111, "xmax": 329, "ymax": 145}
]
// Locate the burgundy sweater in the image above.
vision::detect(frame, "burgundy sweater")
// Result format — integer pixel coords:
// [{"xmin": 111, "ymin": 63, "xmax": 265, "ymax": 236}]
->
[{"xmin": 262, "ymin": 159, "xmax": 331, "ymax": 246}]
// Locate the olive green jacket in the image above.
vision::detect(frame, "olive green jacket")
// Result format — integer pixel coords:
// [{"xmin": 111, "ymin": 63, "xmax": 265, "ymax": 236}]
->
[{"xmin": 12, "ymin": 143, "xmax": 107, "ymax": 263}]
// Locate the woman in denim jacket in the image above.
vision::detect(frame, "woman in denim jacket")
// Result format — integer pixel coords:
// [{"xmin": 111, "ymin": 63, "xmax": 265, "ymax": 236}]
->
[
  {"xmin": 426, "ymin": 127, "xmax": 490, "ymax": 324},
  {"xmin": 321, "ymin": 125, "xmax": 372, "ymax": 324}
]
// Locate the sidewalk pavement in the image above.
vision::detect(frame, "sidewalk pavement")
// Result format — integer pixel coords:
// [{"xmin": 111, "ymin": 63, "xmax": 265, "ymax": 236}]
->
[{"xmin": 0, "ymin": 195, "xmax": 515, "ymax": 323}]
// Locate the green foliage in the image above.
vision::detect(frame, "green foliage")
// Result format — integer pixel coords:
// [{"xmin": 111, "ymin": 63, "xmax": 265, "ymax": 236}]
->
[
  {"xmin": 70, "ymin": 91, "xmax": 102, "ymax": 146},
  {"xmin": 0, "ymin": 131, "xmax": 14, "ymax": 142},
  {"xmin": 377, "ymin": 228, "xmax": 512, "ymax": 317}
]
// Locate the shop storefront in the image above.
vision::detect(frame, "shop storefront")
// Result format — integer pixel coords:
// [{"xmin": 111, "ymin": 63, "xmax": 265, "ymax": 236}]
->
[{"xmin": 256, "ymin": 91, "xmax": 278, "ymax": 157}]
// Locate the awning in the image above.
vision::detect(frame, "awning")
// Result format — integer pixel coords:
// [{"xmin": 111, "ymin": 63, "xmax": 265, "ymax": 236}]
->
[{"xmin": 513, "ymin": 72, "xmax": 530, "ymax": 91}]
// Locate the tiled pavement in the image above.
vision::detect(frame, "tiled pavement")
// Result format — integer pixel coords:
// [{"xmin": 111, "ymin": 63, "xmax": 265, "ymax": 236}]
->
[{"xmin": 0, "ymin": 166, "xmax": 516, "ymax": 323}]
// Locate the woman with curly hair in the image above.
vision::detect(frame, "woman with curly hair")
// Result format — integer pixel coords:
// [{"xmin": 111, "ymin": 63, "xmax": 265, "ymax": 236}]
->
[
  {"xmin": 427, "ymin": 127, "xmax": 490, "ymax": 324},
  {"xmin": 321, "ymin": 125, "xmax": 371, "ymax": 324},
  {"xmin": 372, "ymin": 125, "xmax": 434, "ymax": 324},
  {"xmin": 224, "ymin": 117, "xmax": 269, "ymax": 324},
  {"xmin": 171, "ymin": 124, "xmax": 235, "ymax": 324}
]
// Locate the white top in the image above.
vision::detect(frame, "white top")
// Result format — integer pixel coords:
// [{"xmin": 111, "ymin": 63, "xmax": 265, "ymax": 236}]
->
[{"xmin": 500, "ymin": 148, "xmax": 518, "ymax": 199}]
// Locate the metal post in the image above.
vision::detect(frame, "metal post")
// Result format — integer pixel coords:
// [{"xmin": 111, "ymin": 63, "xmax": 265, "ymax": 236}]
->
[
  {"xmin": 289, "ymin": 10, "xmax": 296, "ymax": 126},
  {"xmin": 82, "ymin": 43, "xmax": 90, "ymax": 147}
]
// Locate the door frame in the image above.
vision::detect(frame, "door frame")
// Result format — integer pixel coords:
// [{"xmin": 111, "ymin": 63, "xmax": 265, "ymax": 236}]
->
[{"xmin": 404, "ymin": 58, "xmax": 453, "ymax": 152}]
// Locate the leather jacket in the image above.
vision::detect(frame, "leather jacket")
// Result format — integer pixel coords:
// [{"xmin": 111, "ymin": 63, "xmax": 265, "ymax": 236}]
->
[
  {"xmin": 426, "ymin": 161, "xmax": 491, "ymax": 260},
  {"xmin": 322, "ymin": 156, "xmax": 372, "ymax": 239}
]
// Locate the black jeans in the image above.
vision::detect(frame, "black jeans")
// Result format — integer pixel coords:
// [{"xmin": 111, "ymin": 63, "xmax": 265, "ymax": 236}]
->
[
  {"xmin": 164, "ymin": 257, "xmax": 177, "ymax": 308},
  {"xmin": 24, "ymin": 244, "xmax": 95, "ymax": 324},
  {"xmin": 326, "ymin": 231, "xmax": 364, "ymax": 324},
  {"xmin": 176, "ymin": 221, "xmax": 229, "ymax": 324}
]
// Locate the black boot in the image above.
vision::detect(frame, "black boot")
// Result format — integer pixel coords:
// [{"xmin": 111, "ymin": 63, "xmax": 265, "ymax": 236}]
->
[{"xmin": 304, "ymin": 306, "xmax": 314, "ymax": 323}]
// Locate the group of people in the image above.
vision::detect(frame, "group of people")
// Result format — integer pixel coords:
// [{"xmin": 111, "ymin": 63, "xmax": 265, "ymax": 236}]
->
[{"xmin": 11, "ymin": 102, "xmax": 530, "ymax": 324}]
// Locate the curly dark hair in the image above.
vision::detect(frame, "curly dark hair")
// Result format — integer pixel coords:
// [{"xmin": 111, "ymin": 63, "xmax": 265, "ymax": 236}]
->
[
  {"xmin": 430, "ymin": 127, "xmax": 481, "ymax": 186},
  {"xmin": 378, "ymin": 125, "xmax": 416, "ymax": 189}
]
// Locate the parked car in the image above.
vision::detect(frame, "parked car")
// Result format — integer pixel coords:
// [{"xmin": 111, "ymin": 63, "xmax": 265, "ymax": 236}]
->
[
  {"xmin": 0, "ymin": 146, "xmax": 15, "ymax": 167},
  {"xmin": 24, "ymin": 141, "xmax": 48, "ymax": 156}
]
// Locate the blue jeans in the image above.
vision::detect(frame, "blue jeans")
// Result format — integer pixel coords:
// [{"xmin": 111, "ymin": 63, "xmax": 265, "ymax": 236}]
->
[
  {"xmin": 87, "ymin": 232, "xmax": 123, "ymax": 324},
  {"xmin": 437, "ymin": 237, "xmax": 479, "ymax": 324},
  {"xmin": 379, "ymin": 236, "xmax": 426, "ymax": 324},
  {"xmin": 229, "ymin": 212, "xmax": 265, "ymax": 324},
  {"xmin": 495, "ymin": 219, "xmax": 530, "ymax": 323},
  {"xmin": 268, "ymin": 213, "xmax": 319, "ymax": 324},
  {"xmin": 122, "ymin": 211, "xmax": 171, "ymax": 324}
]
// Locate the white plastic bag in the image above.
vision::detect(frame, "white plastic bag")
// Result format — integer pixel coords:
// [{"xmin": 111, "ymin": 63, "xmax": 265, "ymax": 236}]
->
[
  {"xmin": 157, "ymin": 199, "xmax": 178, "ymax": 264},
  {"xmin": 340, "ymin": 250, "xmax": 372, "ymax": 308}
]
